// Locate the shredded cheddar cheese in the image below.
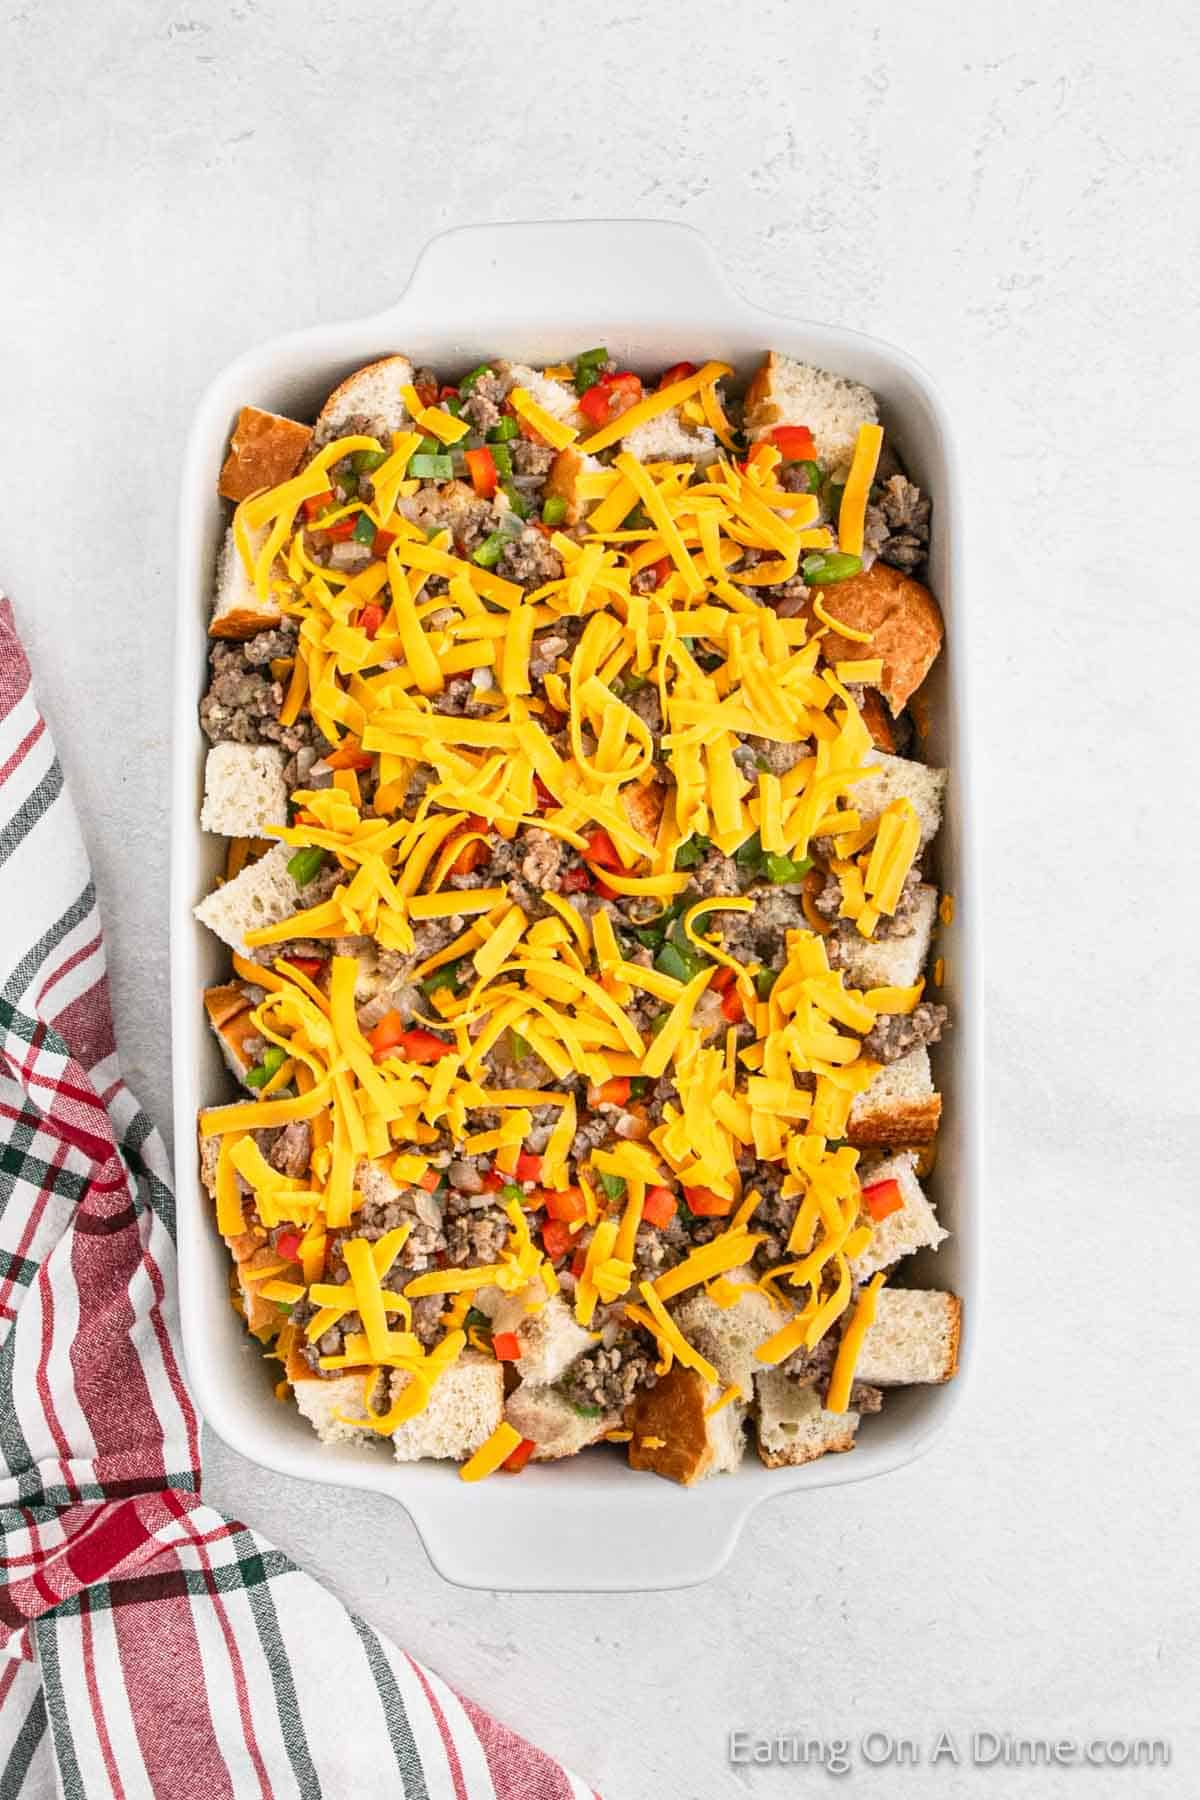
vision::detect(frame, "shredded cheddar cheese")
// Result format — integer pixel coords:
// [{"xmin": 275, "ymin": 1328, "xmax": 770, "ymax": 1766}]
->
[{"xmin": 201, "ymin": 353, "xmax": 944, "ymax": 1476}]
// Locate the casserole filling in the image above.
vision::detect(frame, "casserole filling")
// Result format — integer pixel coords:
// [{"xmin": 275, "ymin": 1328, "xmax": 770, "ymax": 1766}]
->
[{"xmin": 195, "ymin": 349, "xmax": 960, "ymax": 1484}]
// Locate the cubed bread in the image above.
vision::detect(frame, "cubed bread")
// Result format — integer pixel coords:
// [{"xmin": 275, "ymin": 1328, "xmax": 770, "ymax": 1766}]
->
[
  {"xmin": 477, "ymin": 1285, "xmax": 593, "ymax": 1386},
  {"xmin": 754, "ymin": 1368, "xmax": 861, "ymax": 1467},
  {"xmin": 848, "ymin": 1047, "xmax": 942, "ymax": 1147},
  {"xmin": 626, "ymin": 1364, "xmax": 746, "ymax": 1486},
  {"xmin": 743, "ymin": 352, "xmax": 879, "ymax": 477},
  {"xmin": 218, "ymin": 405, "xmax": 312, "ymax": 502},
  {"xmin": 837, "ymin": 884, "xmax": 938, "ymax": 991},
  {"xmin": 849, "ymin": 1151, "xmax": 947, "ymax": 1278},
  {"xmin": 209, "ymin": 524, "xmax": 281, "ymax": 640},
  {"xmin": 855, "ymin": 1288, "xmax": 961, "ymax": 1385},
  {"xmin": 503, "ymin": 1385, "xmax": 619, "ymax": 1460},
  {"xmin": 505, "ymin": 363, "xmax": 582, "ymax": 426},
  {"xmin": 849, "ymin": 751, "xmax": 946, "ymax": 849},
  {"xmin": 293, "ymin": 1370, "xmax": 388, "ymax": 1447},
  {"xmin": 811, "ymin": 563, "xmax": 943, "ymax": 715},
  {"xmin": 674, "ymin": 1268, "xmax": 783, "ymax": 1394},
  {"xmin": 193, "ymin": 842, "xmax": 300, "ymax": 959},
  {"xmin": 390, "ymin": 1355, "xmax": 505, "ymax": 1463},
  {"xmin": 313, "ymin": 355, "xmax": 416, "ymax": 446},
  {"xmin": 200, "ymin": 742, "xmax": 288, "ymax": 839},
  {"xmin": 621, "ymin": 414, "xmax": 718, "ymax": 466}
]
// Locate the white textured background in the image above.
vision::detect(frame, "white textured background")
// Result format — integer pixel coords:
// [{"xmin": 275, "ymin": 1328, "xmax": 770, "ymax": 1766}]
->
[{"xmin": 3, "ymin": 2, "xmax": 1199, "ymax": 1795}]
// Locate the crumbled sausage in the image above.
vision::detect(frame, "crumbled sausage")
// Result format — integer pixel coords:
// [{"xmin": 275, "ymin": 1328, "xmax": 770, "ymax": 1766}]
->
[{"xmin": 860, "ymin": 1002, "xmax": 948, "ymax": 1063}]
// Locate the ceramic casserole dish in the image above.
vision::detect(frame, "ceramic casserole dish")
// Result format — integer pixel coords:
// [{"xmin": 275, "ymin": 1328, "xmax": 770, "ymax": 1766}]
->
[{"xmin": 171, "ymin": 219, "xmax": 980, "ymax": 1590}]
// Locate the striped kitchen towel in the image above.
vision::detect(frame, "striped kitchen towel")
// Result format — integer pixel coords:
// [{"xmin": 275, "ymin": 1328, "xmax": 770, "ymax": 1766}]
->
[{"xmin": 0, "ymin": 598, "xmax": 595, "ymax": 1800}]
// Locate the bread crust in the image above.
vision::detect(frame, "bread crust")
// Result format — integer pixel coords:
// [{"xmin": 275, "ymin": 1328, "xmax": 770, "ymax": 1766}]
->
[
  {"xmin": 313, "ymin": 354, "xmax": 412, "ymax": 443},
  {"xmin": 846, "ymin": 1094, "xmax": 942, "ymax": 1147},
  {"xmin": 941, "ymin": 1295, "xmax": 963, "ymax": 1383},
  {"xmin": 622, "ymin": 776, "xmax": 666, "ymax": 841},
  {"xmin": 756, "ymin": 1421, "xmax": 857, "ymax": 1469},
  {"xmin": 810, "ymin": 562, "xmax": 943, "ymax": 715},
  {"xmin": 742, "ymin": 350, "xmax": 780, "ymax": 430},
  {"xmin": 218, "ymin": 406, "xmax": 312, "ymax": 502},
  {"xmin": 857, "ymin": 686, "xmax": 899, "ymax": 753},
  {"xmin": 545, "ymin": 446, "xmax": 586, "ymax": 525},
  {"xmin": 626, "ymin": 1365, "xmax": 713, "ymax": 1485},
  {"xmin": 209, "ymin": 604, "xmax": 283, "ymax": 642}
]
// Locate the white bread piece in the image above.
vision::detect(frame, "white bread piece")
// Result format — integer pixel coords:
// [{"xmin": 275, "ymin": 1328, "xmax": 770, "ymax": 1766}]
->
[
  {"xmin": 313, "ymin": 355, "xmax": 415, "ymax": 446},
  {"xmin": 849, "ymin": 1151, "xmax": 947, "ymax": 1279},
  {"xmin": 504, "ymin": 1385, "xmax": 618, "ymax": 1460},
  {"xmin": 200, "ymin": 743, "xmax": 288, "ymax": 839},
  {"xmin": 837, "ymin": 884, "xmax": 938, "ymax": 991},
  {"xmin": 193, "ymin": 842, "xmax": 299, "ymax": 959},
  {"xmin": 293, "ymin": 1371, "xmax": 387, "ymax": 1447},
  {"xmin": 674, "ymin": 1267, "xmax": 783, "ymax": 1394},
  {"xmin": 848, "ymin": 1047, "xmax": 941, "ymax": 1148},
  {"xmin": 850, "ymin": 752, "xmax": 946, "ymax": 849},
  {"xmin": 754, "ymin": 1368, "xmax": 861, "ymax": 1467},
  {"xmin": 505, "ymin": 363, "xmax": 582, "ymax": 426},
  {"xmin": 210, "ymin": 524, "xmax": 281, "ymax": 639},
  {"xmin": 622, "ymin": 414, "xmax": 719, "ymax": 467},
  {"xmin": 744, "ymin": 352, "xmax": 879, "ymax": 477},
  {"xmin": 390, "ymin": 1355, "xmax": 504, "ymax": 1463},
  {"xmin": 855, "ymin": 1289, "xmax": 961, "ymax": 1385},
  {"xmin": 477, "ymin": 1284, "xmax": 592, "ymax": 1386}
]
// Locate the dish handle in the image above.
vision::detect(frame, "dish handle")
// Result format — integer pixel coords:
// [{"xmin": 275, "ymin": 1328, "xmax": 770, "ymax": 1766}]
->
[
  {"xmin": 403, "ymin": 1479, "xmax": 752, "ymax": 1593},
  {"xmin": 385, "ymin": 219, "xmax": 741, "ymax": 334}
]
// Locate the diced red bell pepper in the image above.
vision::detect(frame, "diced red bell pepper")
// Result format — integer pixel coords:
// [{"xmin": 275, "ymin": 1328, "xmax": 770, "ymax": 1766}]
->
[
  {"xmin": 414, "ymin": 376, "xmax": 439, "ymax": 408},
  {"xmin": 502, "ymin": 1435, "xmax": 537, "ymax": 1473},
  {"xmin": 579, "ymin": 383, "xmax": 613, "ymax": 427},
  {"xmin": 492, "ymin": 1331, "xmax": 522, "ymax": 1362},
  {"xmin": 439, "ymin": 385, "xmax": 460, "ymax": 400},
  {"xmin": 658, "ymin": 361, "xmax": 697, "ymax": 387},
  {"xmin": 302, "ymin": 491, "xmax": 334, "ymax": 521},
  {"xmin": 372, "ymin": 528, "xmax": 396, "ymax": 559},
  {"xmin": 543, "ymin": 1187, "xmax": 587, "ymax": 1224},
  {"xmin": 394, "ymin": 1028, "xmax": 454, "ymax": 1065},
  {"xmin": 684, "ymin": 1186, "xmax": 734, "ymax": 1218},
  {"xmin": 533, "ymin": 776, "xmax": 556, "ymax": 811},
  {"xmin": 366, "ymin": 1010, "xmax": 406, "ymax": 1057},
  {"xmin": 358, "ymin": 602, "xmax": 385, "ymax": 640},
  {"xmin": 569, "ymin": 1245, "xmax": 588, "ymax": 1278},
  {"xmin": 448, "ymin": 820, "xmax": 491, "ymax": 878},
  {"xmin": 559, "ymin": 866, "xmax": 593, "ymax": 894},
  {"xmin": 710, "ymin": 966, "xmax": 736, "ymax": 993},
  {"xmin": 579, "ymin": 371, "xmax": 644, "ymax": 428},
  {"xmin": 418, "ymin": 1168, "xmax": 442, "ymax": 1193},
  {"xmin": 280, "ymin": 954, "xmax": 324, "ymax": 978},
  {"xmin": 593, "ymin": 879, "xmax": 619, "ymax": 902},
  {"xmin": 583, "ymin": 827, "xmax": 620, "ymax": 870},
  {"xmin": 648, "ymin": 556, "xmax": 673, "ymax": 589},
  {"xmin": 465, "ymin": 445, "xmax": 498, "ymax": 499},
  {"xmin": 481, "ymin": 1166, "xmax": 505, "ymax": 1192},
  {"xmin": 642, "ymin": 1186, "xmax": 677, "ymax": 1228},
  {"xmin": 862, "ymin": 1178, "xmax": 904, "ymax": 1221},
  {"xmin": 543, "ymin": 1218, "xmax": 574, "ymax": 1259},
  {"xmin": 323, "ymin": 514, "xmax": 358, "ymax": 542},
  {"xmin": 771, "ymin": 425, "xmax": 818, "ymax": 462},
  {"xmin": 720, "ymin": 987, "xmax": 745, "ymax": 1024},
  {"xmin": 275, "ymin": 1230, "xmax": 303, "ymax": 1263},
  {"xmin": 515, "ymin": 1151, "xmax": 543, "ymax": 1184},
  {"xmin": 588, "ymin": 1077, "xmax": 631, "ymax": 1106}
]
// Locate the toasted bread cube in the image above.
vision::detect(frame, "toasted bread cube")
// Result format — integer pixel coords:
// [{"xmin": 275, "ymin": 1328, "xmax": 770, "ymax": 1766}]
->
[{"xmin": 218, "ymin": 406, "xmax": 312, "ymax": 502}]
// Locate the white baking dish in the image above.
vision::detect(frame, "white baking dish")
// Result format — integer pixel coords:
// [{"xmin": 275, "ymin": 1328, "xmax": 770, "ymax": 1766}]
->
[{"xmin": 171, "ymin": 220, "xmax": 980, "ymax": 1591}]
